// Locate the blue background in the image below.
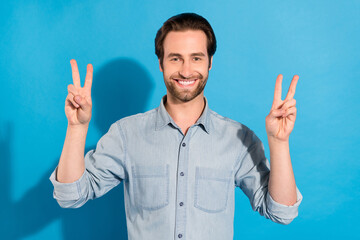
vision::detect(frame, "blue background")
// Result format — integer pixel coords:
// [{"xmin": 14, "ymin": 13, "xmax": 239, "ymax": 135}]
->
[{"xmin": 1, "ymin": 0, "xmax": 359, "ymax": 239}]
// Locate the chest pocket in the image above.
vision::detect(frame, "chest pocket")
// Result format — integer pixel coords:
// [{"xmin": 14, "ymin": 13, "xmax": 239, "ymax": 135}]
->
[
  {"xmin": 194, "ymin": 167, "xmax": 232, "ymax": 213},
  {"xmin": 132, "ymin": 164, "xmax": 169, "ymax": 211}
]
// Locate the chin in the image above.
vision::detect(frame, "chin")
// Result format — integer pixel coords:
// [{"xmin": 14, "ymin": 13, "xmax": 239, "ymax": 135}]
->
[{"xmin": 176, "ymin": 91, "xmax": 202, "ymax": 102}]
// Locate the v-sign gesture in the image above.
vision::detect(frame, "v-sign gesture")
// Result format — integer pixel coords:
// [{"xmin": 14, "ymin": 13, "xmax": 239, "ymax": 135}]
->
[
  {"xmin": 265, "ymin": 74, "xmax": 299, "ymax": 142},
  {"xmin": 65, "ymin": 59, "xmax": 93, "ymax": 126}
]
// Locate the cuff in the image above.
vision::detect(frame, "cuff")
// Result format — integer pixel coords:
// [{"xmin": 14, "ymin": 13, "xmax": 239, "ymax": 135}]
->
[
  {"xmin": 266, "ymin": 186, "xmax": 303, "ymax": 220},
  {"xmin": 49, "ymin": 167, "xmax": 87, "ymax": 201}
]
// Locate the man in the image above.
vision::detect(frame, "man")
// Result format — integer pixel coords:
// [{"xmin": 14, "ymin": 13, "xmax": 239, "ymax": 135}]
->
[{"xmin": 50, "ymin": 13, "xmax": 302, "ymax": 239}]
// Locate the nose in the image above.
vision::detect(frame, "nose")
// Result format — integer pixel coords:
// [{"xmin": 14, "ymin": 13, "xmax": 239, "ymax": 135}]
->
[{"xmin": 179, "ymin": 60, "xmax": 192, "ymax": 78}]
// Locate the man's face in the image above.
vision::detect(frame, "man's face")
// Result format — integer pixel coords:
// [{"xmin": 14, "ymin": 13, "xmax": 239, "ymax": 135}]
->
[{"xmin": 160, "ymin": 30, "xmax": 213, "ymax": 103}]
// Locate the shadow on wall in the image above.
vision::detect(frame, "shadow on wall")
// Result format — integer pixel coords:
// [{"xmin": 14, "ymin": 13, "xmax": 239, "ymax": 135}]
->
[{"xmin": 0, "ymin": 58, "xmax": 154, "ymax": 239}]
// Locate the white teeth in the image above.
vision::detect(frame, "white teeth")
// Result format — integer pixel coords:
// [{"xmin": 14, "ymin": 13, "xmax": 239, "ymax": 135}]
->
[{"xmin": 178, "ymin": 80, "xmax": 195, "ymax": 86}]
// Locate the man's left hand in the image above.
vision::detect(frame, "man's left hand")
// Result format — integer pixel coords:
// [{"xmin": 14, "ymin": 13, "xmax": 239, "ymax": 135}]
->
[{"xmin": 265, "ymin": 74, "xmax": 299, "ymax": 142}]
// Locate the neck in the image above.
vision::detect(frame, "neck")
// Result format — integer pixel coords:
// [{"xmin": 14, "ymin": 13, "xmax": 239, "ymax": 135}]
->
[{"xmin": 164, "ymin": 93, "xmax": 205, "ymax": 135}]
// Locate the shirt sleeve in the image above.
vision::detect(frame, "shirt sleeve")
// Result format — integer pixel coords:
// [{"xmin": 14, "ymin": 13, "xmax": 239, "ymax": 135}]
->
[
  {"xmin": 49, "ymin": 121, "xmax": 127, "ymax": 208},
  {"xmin": 234, "ymin": 127, "xmax": 303, "ymax": 225}
]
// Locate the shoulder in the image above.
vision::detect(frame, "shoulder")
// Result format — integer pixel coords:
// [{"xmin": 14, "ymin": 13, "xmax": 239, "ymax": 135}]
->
[
  {"xmin": 208, "ymin": 108, "xmax": 264, "ymax": 152},
  {"xmin": 208, "ymin": 109, "xmax": 250, "ymax": 132},
  {"xmin": 113, "ymin": 107, "xmax": 158, "ymax": 130},
  {"xmin": 208, "ymin": 108, "xmax": 260, "ymax": 142}
]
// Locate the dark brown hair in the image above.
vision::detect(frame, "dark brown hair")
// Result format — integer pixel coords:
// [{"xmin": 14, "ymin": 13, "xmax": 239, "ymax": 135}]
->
[{"xmin": 155, "ymin": 13, "xmax": 217, "ymax": 68}]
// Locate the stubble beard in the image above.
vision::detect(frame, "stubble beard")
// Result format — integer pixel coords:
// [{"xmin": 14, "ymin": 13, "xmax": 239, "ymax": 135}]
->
[{"xmin": 164, "ymin": 72, "xmax": 208, "ymax": 103}]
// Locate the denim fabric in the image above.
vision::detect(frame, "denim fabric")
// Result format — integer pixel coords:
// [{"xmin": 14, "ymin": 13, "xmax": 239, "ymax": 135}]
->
[{"xmin": 50, "ymin": 95, "xmax": 303, "ymax": 240}]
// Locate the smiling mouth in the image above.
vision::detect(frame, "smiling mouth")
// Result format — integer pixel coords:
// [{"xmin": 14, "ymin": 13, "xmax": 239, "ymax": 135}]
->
[{"xmin": 174, "ymin": 79, "xmax": 197, "ymax": 87}]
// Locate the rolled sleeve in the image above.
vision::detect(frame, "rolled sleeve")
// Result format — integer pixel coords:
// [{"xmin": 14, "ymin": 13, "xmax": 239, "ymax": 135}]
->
[
  {"xmin": 265, "ymin": 186, "xmax": 303, "ymax": 224},
  {"xmin": 49, "ymin": 167, "xmax": 89, "ymax": 208},
  {"xmin": 50, "ymin": 168, "xmax": 86, "ymax": 200}
]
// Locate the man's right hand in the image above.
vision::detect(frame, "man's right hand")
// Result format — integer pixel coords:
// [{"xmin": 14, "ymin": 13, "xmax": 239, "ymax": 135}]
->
[{"xmin": 65, "ymin": 59, "xmax": 93, "ymax": 126}]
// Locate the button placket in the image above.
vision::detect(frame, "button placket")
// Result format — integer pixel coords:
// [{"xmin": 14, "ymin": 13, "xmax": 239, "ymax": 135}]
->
[{"xmin": 174, "ymin": 133, "xmax": 190, "ymax": 240}]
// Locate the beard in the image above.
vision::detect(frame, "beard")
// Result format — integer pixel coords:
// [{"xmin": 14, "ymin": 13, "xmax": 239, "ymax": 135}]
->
[{"xmin": 164, "ymin": 72, "xmax": 208, "ymax": 102}]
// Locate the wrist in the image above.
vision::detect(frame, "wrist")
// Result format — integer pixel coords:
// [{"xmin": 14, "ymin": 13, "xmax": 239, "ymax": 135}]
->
[
  {"xmin": 267, "ymin": 135, "xmax": 289, "ymax": 145},
  {"xmin": 67, "ymin": 123, "xmax": 89, "ymax": 133}
]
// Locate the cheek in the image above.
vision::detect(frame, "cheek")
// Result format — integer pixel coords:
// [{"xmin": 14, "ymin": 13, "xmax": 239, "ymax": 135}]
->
[
  {"xmin": 162, "ymin": 69, "xmax": 173, "ymax": 81},
  {"xmin": 196, "ymin": 65, "xmax": 210, "ymax": 75},
  {"xmin": 162, "ymin": 64, "xmax": 178, "ymax": 76}
]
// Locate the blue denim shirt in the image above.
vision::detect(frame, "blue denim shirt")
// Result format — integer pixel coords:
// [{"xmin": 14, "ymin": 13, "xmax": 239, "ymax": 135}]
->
[{"xmin": 50, "ymin": 95, "xmax": 302, "ymax": 240}]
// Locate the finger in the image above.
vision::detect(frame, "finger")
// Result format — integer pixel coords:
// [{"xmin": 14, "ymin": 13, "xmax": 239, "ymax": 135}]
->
[
  {"xmin": 74, "ymin": 95, "xmax": 91, "ymax": 112},
  {"xmin": 70, "ymin": 59, "xmax": 81, "ymax": 88},
  {"xmin": 66, "ymin": 93, "xmax": 80, "ymax": 108},
  {"xmin": 84, "ymin": 64, "xmax": 93, "ymax": 94},
  {"xmin": 280, "ymin": 98, "xmax": 296, "ymax": 111},
  {"xmin": 271, "ymin": 74, "xmax": 283, "ymax": 109},
  {"xmin": 283, "ymin": 106, "xmax": 297, "ymax": 118},
  {"xmin": 285, "ymin": 75, "xmax": 299, "ymax": 101},
  {"xmin": 65, "ymin": 101, "xmax": 76, "ymax": 111},
  {"xmin": 268, "ymin": 109, "xmax": 286, "ymax": 120},
  {"xmin": 67, "ymin": 84, "xmax": 79, "ymax": 96}
]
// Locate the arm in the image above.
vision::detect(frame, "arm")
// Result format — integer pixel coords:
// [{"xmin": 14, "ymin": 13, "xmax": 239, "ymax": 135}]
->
[
  {"xmin": 56, "ymin": 59, "xmax": 93, "ymax": 183},
  {"xmin": 267, "ymin": 138, "xmax": 296, "ymax": 205},
  {"xmin": 51, "ymin": 60, "xmax": 126, "ymax": 208},
  {"xmin": 266, "ymin": 74, "xmax": 299, "ymax": 206},
  {"xmin": 234, "ymin": 128, "xmax": 302, "ymax": 225},
  {"xmin": 57, "ymin": 124, "xmax": 88, "ymax": 183}
]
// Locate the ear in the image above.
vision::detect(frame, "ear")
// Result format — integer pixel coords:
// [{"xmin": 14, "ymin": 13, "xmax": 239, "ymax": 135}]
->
[
  {"xmin": 159, "ymin": 59, "xmax": 163, "ymax": 72},
  {"xmin": 208, "ymin": 56, "xmax": 213, "ymax": 70}
]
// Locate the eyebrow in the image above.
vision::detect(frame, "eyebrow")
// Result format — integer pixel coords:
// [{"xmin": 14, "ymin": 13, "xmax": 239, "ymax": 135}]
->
[{"xmin": 166, "ymin": 52, "xmax": 206, "ymax": 58}]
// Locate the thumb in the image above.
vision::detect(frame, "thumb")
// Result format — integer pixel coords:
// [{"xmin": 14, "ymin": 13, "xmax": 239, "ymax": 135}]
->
[
  {"xmin": 74, "ymin": 95, "xmax": 90, "ymax": 111},
  {"xmin": 268, "ymin": 109, "xmax": 285, "ymax": 120}
]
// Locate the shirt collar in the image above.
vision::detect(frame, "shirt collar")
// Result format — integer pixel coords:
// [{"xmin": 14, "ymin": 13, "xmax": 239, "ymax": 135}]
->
[{"xmin": 155, "ymin": 95, "xmax": 210, "ymax": 134}]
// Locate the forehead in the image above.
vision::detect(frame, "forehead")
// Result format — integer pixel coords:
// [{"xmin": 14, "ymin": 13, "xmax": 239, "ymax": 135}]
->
[{"xmin": 163, "ymin": 30, "xmax": 208, "ymax": 55}]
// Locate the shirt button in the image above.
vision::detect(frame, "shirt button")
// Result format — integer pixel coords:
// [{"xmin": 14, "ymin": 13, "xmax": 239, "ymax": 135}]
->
[
  {"xmin": 180, "ymin": 172, "xmax": 184, "ymax": 176},
  {"xmin": 182, "ymin": 142, "xmax": 186, "ymax": 147},
  {"xmin": 178, "ymin": 234, "xmax": 183, "ymax": 238},
  {"xmin": 179, "ymin": 202, "xmax": 184, "ymax": 206}
]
